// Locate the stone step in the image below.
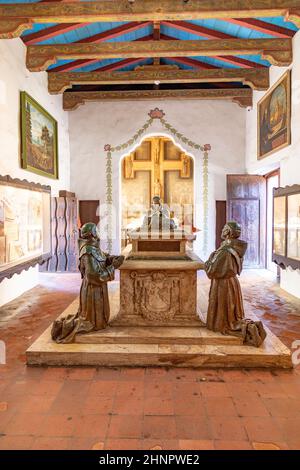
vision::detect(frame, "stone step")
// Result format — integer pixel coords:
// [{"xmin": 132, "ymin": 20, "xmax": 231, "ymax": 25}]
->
[
  {"xmin": 26, "ymin": 340, "xmax": 292, "ymax": 369},
  {"xmin": 75, "ymin": 326, "xmax": 244, "ymax": 346}
]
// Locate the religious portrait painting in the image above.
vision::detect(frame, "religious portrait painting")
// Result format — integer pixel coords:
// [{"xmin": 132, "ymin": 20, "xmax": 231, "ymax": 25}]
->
[
  {"xmin": 20, "ymin": 91, "xmax": 58, "ymax": 179},
  {"xmin": 257, "ymin": 70, "xmax": 291, "ymax": 160}
]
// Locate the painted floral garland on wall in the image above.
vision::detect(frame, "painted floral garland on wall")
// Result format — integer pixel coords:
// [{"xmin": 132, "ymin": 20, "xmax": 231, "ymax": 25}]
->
[{"xmin": 104, "ymin": 108, "xmax": 211, "ymax": 253}]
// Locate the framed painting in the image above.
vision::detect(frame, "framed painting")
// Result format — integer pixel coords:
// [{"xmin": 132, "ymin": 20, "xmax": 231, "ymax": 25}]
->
[
  {"xmin": 257, "ymin": 70, "xmax": 291, "ymax": 160},
  {"xmin": 20, "ymin": 91, "xmax": 58, "ymax": 179}
]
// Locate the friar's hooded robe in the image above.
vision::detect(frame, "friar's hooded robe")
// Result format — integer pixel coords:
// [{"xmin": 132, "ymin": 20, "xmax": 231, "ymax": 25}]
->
[
  {"xmin": 51, "ymin": 239, "xmax": 115, "ymax": 344},
  {"xmin": 205, "ymin": 238, "xmax": 248, "ymax": 334}
]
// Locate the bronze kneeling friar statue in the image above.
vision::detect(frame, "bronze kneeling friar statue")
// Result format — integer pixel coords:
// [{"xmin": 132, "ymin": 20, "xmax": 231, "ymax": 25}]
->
[
  {"xmin": 51, "ymin": 223, "xmax": 124, "ymax": 343},
  {"xmin": 205, "ymin": 221, "xmax": 266, "ymax": 347}
]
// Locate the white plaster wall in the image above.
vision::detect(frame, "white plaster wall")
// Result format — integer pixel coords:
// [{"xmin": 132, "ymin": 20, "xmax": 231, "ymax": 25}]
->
[
  {"xmin": 245, "ymin": 30, "xmax": 300, "ymax": 299},
  {"xmin": 0, "ymin": 39, "xmax": 71, "ymax": 306},
  {"xmin": 69, "ymin": 99, "xmax": 246, "ymax": 257}
]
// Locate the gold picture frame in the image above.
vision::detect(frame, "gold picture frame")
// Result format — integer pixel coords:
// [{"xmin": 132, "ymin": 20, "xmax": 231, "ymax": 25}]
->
[
  {"xmin": 257, "ymin": 70, "xmax": 291, "ymax": 160},
  {"xmin": 20, "ymin": 91, "xmax": 58, "ymax": 179}
]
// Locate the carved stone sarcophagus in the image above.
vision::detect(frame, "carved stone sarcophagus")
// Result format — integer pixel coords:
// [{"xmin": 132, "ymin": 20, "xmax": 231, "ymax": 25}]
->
[{"xmin": 112, "ymin": 230, "xmax": 204, "ymax": 327}]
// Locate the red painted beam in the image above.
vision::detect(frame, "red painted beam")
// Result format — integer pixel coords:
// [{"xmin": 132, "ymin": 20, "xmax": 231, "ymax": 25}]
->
[
  {"xmin": 49, "ymin": 34, "xmax": 153, "ymax": 72},
  {"xmin": 161, "ymin": 20, "xmax": 233, "ymax": 39},
  {"xmin": 76, "ymin": 21, "xmax": 151, "ymax": 44},
  {"xmin": 23, "ymin": 23, "xmax": 88, "ymax": 45},
  {"xmin": 23, "ymin": 20, "xmax": 150, "ymax": 46},
  {"xmin": 225, "ymin": 18, "xmax": 295, "ymax": 38},
  {"xmin": 165, "ymin": 57, "xmax": 219, "ymax": 69},
  {"xmin": 92, "ymin": 58, "xmax": 145, "ymax": 72},
  {"xmin": 213, "ymin": 55, "xmax": 266, "ymax": 68},
  {"xmin": 161, "ymin": 24, "xmax": 268, "ymax": 68}
]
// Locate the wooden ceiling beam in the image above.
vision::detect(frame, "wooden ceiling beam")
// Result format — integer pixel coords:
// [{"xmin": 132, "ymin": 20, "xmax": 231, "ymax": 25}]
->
[
  {"xmin": 48, "ymin": 67, "xmax": 269, "ymax": 94},
  {"xmin": 26, "ymin": 38, "xmax": 292, "ymax": 71},
  {"xmin": 51, "ymin": 57, "xmax": 147, "ymax": 74},
  {"xmin": 1, "ymin": 1, "xmax": 300, "ymax": 38},
  {"xmin": 63, "ymin": 88, "xmax": 253, "ymax": 111},
  {"xmin": 49, "ymin": 33, "xmax": 153, "ymax": 72}
]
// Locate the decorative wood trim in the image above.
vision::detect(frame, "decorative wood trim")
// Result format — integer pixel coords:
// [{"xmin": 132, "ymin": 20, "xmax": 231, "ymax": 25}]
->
[
  {"xmin": 0, "ymin": 175, "xmax": 51, "ymax": 283},
  {"xmin": 272, "ymin": 184, "xmax": 300, "ymax": 271},
  {"xmin": 286, "ymin": 8, "xmax": 300, "ymax": 27},
  {"xmin": 1, "ymin": 1, "xmax": 300, "ymax": 38},
  {"xmin": 0, "ymin": 254, "xmax": 51, "ymax": 283},
  {"xmin": 63, "ymin": 88, "xmax": 253, "ymax": 111},
  {"xmin": 0, "ymin": 19, "xmax": 33, "ymax": 39},
  {"xmin": 26, "ymin": 38, "xmax": 292, "ymax": 71},
  {"xmin": 0, "ymin": 175, "xmax": 51, "ymax": 193},
  {"xmin": 48, "ymin": 67, "xmax": 269, "ymax": 94},
  {"xmin": 273, "ymin": 184, "xmax": 300, "ymax": 197},
  {"xmin": 272, "ymin": 253, "xmax": 300, "ymax": 271}
]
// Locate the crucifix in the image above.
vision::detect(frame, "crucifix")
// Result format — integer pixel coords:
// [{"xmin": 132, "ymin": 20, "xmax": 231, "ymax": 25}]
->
[{"xmin": 123, "ymin": 136, "xmax": 191, "ymax": 202}]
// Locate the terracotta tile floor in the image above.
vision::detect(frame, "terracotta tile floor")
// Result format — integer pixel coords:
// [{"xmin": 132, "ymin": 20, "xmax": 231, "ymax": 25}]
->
[{"xmin": 0, "ymin": 270, "xmax": 300, "ymax": 450}]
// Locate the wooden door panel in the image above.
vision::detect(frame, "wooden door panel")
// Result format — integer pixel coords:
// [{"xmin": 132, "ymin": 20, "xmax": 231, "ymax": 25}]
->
[
  {"xmin": 56, "ymin": 197, "xmax": 67, "ymax": 272},
  {"xmin": 215, "ymin": 201, "xmax": 226, "ymax": 249},
  {"xmin": 66, "ymin": 197, "xmax": 78, "ymax": 272},
  {"xmin": 228, "ymin": 199, "xmax": 260, "ymax": 266},
  {"xmin": 40, "ymin": 196, "xmax": 78, "ymax": 273},
  {"xmin": 79, "ymin": 200, "xmax": 99, "ymax": 227},
  {"xmin": 227, "ymin": 175, "xmax": 266, "ymax": 268}
]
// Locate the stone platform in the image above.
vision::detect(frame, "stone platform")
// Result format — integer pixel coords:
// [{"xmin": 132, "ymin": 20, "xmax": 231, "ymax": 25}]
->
[{"xmin": 26, "ymin": 283, "xmax": 292, "ymax": 369}]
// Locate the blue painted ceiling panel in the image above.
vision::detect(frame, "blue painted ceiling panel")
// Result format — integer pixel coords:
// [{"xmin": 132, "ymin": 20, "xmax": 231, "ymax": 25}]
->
[
  {"xmin": 21, "ymin": 23, "xmax": 57, "ymax": 37},
  {"xmin": 106, "ymin": 25, "xmax": 152, "ymax": 43}
]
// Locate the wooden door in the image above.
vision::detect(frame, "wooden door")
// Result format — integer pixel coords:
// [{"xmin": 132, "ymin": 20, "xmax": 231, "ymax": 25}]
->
[
  {"xmin": 79, "ymin": 200, "xmax": 99, "ymax": 227},
  {"xmin": 40, "ymin": 196, "xmax": 79, "ymax": 273},
  {"xmin": 66, "ymin": 197, "xmax": 79, "ymax": 272},
  {"xmin": 215, "ymin": 201, "xmax": 226, "ymax": 249},
  {"xmin": 227, "ymin": 175, "xmax": 266, "ymax": 268}
]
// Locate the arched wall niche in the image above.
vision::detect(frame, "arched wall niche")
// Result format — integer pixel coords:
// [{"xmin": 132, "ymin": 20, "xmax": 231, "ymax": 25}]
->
[
  {"xmin": 119, "ymin": 132, "xmax": 197, "ymax": 250},
  {"xmin": 101, "ymin": 109, "xmax": 211, "ymax": 257}
]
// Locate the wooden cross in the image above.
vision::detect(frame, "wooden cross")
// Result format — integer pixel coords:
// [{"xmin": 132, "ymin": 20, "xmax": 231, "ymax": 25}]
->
[{"xmin": 123, "ymin": 136, "xmax": 191, "ymax": 202}]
